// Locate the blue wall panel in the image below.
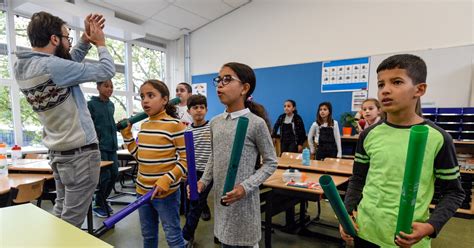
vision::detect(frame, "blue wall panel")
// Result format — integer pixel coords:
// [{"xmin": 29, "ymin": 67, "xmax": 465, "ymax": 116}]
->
[{"xmin": 192, "ymin": 61, "xmax": 354, "ymax": 133}]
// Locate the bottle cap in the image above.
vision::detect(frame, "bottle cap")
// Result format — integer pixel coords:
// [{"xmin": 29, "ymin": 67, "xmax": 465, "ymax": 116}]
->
[
  {"xmin": 0, "ymin": 154, "xmax": 5, "ymax": 159},
  {"xmin": 12, "ymin": 145, "xmax": 21, "ymax": 150},
  {"xmin": 0, "ymin": 143, "xmax": 6, "ymax": 148}
]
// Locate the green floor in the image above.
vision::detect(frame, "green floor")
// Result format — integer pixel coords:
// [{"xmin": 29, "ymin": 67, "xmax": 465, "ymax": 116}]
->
[{"xmin": 39, "ymin": 185, "xmax": 473, "ymax": 248}]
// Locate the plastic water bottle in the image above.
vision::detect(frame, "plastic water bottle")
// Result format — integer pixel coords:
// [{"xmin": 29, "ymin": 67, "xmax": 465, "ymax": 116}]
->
[
  {"xmin": 11, "ymin": 145, "xmax": 22, "ymax": 166},
  {"xmin": 302, "ymin": 148, "xmax": 310, "ymax": 166},
  {"xmin": 0, "ymin": 154, "xmax": 7, "ymax": 177},
  {"xmin": 0, "ymin": 143, "xmax": 8, "ymax": 177}
]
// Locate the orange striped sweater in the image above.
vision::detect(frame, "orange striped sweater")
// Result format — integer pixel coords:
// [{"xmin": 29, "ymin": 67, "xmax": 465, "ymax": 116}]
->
[{"xmin": 121, "ymin": 110, "xmax": 187, "ymax": 197}]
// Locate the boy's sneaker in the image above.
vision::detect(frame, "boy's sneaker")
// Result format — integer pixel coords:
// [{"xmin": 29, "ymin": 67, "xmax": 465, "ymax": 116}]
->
[
  {"xmin": 201, "ymin": 210, "xmax": 211, "ymax": 221},
  {"xmin": 92, "ymin": 207, "xmax": 108, "ymax": 218},
  {"xmin": 184, "ymin": 237, "xmax": 194, "ymax": 248}
]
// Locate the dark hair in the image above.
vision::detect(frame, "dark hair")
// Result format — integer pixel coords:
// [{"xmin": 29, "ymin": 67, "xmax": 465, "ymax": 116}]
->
[
  {"xmin": 285, "ymin": 99, "xmax": 298, "ymax": 114},
  {"xmin": 178, "ymin": 82, "xmax": 192, "ymax": 94},
  {"xmin": 187, "ymin": 94, "xmax": 207, "ymax": 109},
  {"xmin": 376, "ymin": 54, "xmax": 426, "ymax": 116},
  {"xmin": 316, "ymin": 102, "xmax": 334, "ymax": 127},
  {"xmin": 376, "ymin": 54, "xmax": 427, "ymax": 84},
  {"xmin": 27, "ymin": 11, "xmax": 66, "ymax": 48},
  {"xmin": 141, "ymin": 79, "xmax": 178, "ymax": 118},
  {"xmin": 221, "ymin": 62, "xmax": 271, "ymax": 132}
]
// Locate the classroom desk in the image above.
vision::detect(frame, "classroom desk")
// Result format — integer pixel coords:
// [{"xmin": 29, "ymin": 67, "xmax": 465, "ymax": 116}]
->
[
  {"xmin": 0, "ymin": 203, "xmax": 112, "ymax": 247},
  {"xmin": 0, "ymin": 173, "xmax": 54, "ymax": 194},
  {"xmin": 263, "ymin": 169, "xmax": 349, "ymax": 248},
  {"xmin": 277, "ymin": 157, "xmax": 353, "ymax": 176},
  {"xmin": 8, "ymin": 159, "xmax": 113, "ymax": 173}
]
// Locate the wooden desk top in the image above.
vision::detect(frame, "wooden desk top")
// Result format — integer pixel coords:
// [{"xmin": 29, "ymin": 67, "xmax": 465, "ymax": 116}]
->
[
  {"xmin": 0, "ymin": 204, "xmax": 112, "ymax": 247},
  {"xmin": 0, "ymin": 174, "xmax": 54, "ymax": 194},
  {"xmin": 8, "ymin": 159, "xmax": 113, "ymax": 172},
  {"xmin": 277, "ymin": 157, "xmax": 353, "ymax": 175},
  {"xmin": 263, "ymin": 169, "xmax": 349, "ymax": 194}
]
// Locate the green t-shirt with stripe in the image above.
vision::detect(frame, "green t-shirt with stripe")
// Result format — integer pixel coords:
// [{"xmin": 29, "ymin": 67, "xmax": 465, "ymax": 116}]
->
[{"xmin": 347, "ymin": 120, "xmax": 464, "ymax": 247}]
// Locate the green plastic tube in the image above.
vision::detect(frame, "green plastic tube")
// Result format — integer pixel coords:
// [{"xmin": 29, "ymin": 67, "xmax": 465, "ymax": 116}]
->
[
  {"xmin": 395, "ymin": 125, "xmax": 429, "ymax": 237},
  {"xmin": 169, "ymin": 97, "xmax": 181, "ymax": 106},
  {"xmin": 221, "ymin": 117, "xmax": 249, "ymax": 206},
  {"xmin": 319, "ymin": 175, "xmax": 357, "ymax": 237}
]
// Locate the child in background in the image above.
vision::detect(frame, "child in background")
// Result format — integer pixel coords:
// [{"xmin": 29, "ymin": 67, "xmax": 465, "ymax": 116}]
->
[
  {"xmin": 357, "ymin": 98, "xmax": 382, "ymax": 133},
  {"xmin": 198, "ymin": 62, "xmax": 277, "ymax": 247},
  {"xmin": 308, "ymin": 102, "xmax": 342, "ymax": 160},
  {"xmin": 182, "ymin": 94, "xmax": 213, "ymax": 247},
  {"xmin": 87, "ymin": 79, "xmax": 119, "ymax": 218},
  {"xmin": 272, "ymin": 99, "xmax": 306, "ymax": 153},
  {"xmin": 342, "ymin": 54, "xmax": 465, "ymax": 247},
  {"xmin": 176, "ymin": 82, "xmax": 194, "ymax": 125},
  {"xmin": 121, "ymin": 79, "xmax": 187, "ymax": 248}
]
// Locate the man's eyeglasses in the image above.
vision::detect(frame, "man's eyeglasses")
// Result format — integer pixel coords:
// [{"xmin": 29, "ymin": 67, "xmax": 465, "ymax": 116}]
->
[
  {"xmin": 56, "ymin": 34, "xmax": 73, "ymax": 44},
  {"xmin": 212, "ymin": 75, "xmax": 241, "ymax": 87}
]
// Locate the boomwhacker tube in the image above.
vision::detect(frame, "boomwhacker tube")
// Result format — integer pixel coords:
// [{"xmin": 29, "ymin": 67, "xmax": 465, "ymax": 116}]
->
[
  {"xmin": 94, "ymin": 189, "xmax": 154, "ymax": 237},
  {"xmin": 395, "ymin": 125, "xmax": 428, "ymax": 238},
  {"xmin": 220, "ymin": 117, "xmax": 249, "ymax": 206},
  {"xmin": 116, "ymin": 97, "xmax": 181, "ymax": 130},
  {"xmin": 103, "ymin": 189, "xmax": 154, "ymax": 228},
  {"xmin": 319, "ymin": 175, "xmax": 357, "ymax": 237},
  {"xmin": 184, "ymin": 131, "xmax": 199, "ymax": 201}
]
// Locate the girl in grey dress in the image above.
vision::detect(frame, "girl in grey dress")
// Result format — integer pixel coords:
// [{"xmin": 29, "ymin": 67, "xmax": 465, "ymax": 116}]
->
[{"xmin": 198, "ymin": 62, "xmax": 278, "ymax": 247}]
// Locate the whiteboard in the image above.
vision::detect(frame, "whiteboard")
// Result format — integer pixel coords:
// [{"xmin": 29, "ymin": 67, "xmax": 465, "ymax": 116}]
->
[{"xmin": 368, "ymin": 45, "xmax": 474, "ymax": 107}]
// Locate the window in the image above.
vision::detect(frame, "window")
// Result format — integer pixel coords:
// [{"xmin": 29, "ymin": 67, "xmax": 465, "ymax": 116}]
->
[
  {"xmin": 0, "ymin": 11, "xmax": 9, "ymax": 78},
  {"xmin": 131, "ymin": 44, "xmax": 166, "ymax": 114},
  {"xmin": 83, "ymin": 37, "xmax": 126, "ymax": 91},
  {"xmin": 0, "ymin": 9, "xmax": 167, "ymax": 148},
  {"xmin": 19, "ymin": 94, "xmax": 42, "ymax": 146},
  {"xmin": 14, "ymin": 15, "xmax": 31, "ymax": 50},
  {"xmin": 0, "ymin": 86, "xmax": 13, "ymax": 146}
]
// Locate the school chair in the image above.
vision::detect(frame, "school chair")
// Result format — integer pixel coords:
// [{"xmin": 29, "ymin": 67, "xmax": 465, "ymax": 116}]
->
[
  {"xmin": 12, "ymin": 179, "xmax": 45, "ymax": 205},
  {"xmin": 0, "ymin": 188, "xmax": 18, "ymax": 208}
]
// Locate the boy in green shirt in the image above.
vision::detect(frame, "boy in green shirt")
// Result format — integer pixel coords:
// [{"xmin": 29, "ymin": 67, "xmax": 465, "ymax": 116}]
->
[{"xmin": 341, "ymin": 54, "xmax": 465, "ymax": 247}]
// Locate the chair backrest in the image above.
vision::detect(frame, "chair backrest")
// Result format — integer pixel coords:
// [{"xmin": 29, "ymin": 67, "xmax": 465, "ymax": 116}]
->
[
  {"xmin": 13, "ymin": 179, "xmax": 45, "ymax": 204},
  {"xmin": 24, "ymin": 153, "xmax": 48, "ymax": 159},
  {"xmin": 0, "ymin": 188, "xmax": 18, "ymax": 208},
  {"xmin": 280, "ymin": 152, "xmax": 302, "ymax": 159}
]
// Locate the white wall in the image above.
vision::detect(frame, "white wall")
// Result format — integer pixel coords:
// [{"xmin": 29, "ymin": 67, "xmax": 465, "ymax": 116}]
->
[
  {"xmin": 368, "ymin": 45, "xmax": 474, "ymax": 107},
  {"xmin": 190, "ymin": 0, "xmax": 473, "ymax": 75}
]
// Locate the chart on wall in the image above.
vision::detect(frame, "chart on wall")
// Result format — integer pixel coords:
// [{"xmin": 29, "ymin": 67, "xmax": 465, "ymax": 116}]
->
[{"xmin": 321, "ymin": 57, "xmax": 370, "ymax": 92}]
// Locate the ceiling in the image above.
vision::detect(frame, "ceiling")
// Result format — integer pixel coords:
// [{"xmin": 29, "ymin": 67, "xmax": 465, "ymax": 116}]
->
[
  {"xmin": 10, "ymin": 0, "xmax": 251, "ymax": 41},
  {"xmin": 85, "ymin": 0, "xmax": 251, "ymax": 40}
]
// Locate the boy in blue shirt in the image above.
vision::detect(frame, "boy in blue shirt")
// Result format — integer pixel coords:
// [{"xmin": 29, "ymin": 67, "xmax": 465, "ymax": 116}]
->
[{"xmin": 342, "ymin": 54, "xmax": 465, "ymax": 247}]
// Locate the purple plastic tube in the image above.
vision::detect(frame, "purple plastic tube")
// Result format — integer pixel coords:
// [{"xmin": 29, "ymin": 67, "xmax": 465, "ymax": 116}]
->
[
  {"xmin": 184, "ymin": 131, "xmax": 199, "ymax": 201},
  {"xmin": 103, "ymin": 189, "xmax": 154, "ymax": 228}
]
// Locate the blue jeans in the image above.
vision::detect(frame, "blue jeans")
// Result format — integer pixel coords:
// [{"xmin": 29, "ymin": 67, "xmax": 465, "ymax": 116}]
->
[
  {"xmin": 182, "ymin": 171, "xmax": 213, "ymax": 241},
  {"xmin": 138, "ymin": 189, "xmax": 185, "ymax": 248}
]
